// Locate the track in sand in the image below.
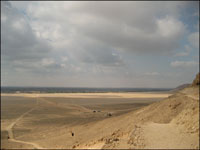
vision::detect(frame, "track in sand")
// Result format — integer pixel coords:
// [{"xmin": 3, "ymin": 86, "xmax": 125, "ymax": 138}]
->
[
  {"xmin": 5, "ymin": 96, "xmax": 93, "ymax": 149},
  {"xmin": 6, "ymin": 96, "xmax": 43, "ymax": 149}
]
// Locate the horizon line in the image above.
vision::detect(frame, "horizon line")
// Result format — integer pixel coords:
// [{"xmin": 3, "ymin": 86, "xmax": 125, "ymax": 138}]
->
[{"xmin": 1, "ymin": 86, "xmax": 175, "ymax": 89}]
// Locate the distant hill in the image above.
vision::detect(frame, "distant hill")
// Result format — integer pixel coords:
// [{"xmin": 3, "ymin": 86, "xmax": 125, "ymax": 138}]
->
[
  {"xmin": 170, "ymin": 73, "xmax": 199, "ymax": 93},
  {"xmin": 171, "ymin": 84, "xmax": 190, "ymax": 93}
]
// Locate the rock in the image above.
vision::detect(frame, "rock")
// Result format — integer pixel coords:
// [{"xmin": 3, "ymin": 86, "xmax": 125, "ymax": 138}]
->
[
  {"xmin": 99, "ymin": 137, "xmax": 104, "ymax": 141},
  {"xmin": 172, "ymin": 102, "xmax": 181, "ymax": 109},
  {"xmin": 113, "ymin": 138, "xmax": 119, "ymax": 141}
]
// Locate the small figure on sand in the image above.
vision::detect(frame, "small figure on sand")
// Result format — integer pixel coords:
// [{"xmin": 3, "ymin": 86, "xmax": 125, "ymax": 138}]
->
[
  {"xmin": 70, "ymin": 131, "xmax": 74, "ymax": 136},
  {"xmin": 107, "ymin": 112, "xmax": 112, "ymax": 117}
]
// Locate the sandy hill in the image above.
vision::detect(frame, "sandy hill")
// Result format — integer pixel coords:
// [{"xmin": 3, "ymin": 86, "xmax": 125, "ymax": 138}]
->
[{"xmin": 73, "ymin": 74, "xmax": 199, "ymax": 149}]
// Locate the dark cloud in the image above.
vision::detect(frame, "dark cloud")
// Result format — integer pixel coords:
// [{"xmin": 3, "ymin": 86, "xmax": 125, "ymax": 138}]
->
[
  {"xmin": 1, "ymin": 1, "xmax": 51, "ymax": 68},
  {"xmin": 26, "ymin": 1, "xmax": 188, "ymax": 56}
]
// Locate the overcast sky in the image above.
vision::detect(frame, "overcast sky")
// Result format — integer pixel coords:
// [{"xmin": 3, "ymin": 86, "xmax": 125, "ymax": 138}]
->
[{"xmin": 1, "ymin": 1, "xmax": 199, "ymax": 88}]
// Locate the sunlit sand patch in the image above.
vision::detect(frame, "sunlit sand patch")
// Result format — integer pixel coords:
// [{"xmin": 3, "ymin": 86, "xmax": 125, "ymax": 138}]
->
[
  {"xmin": 77, "ymin": 142, "xmax": 105, "ymax": 149},
  {"xmin": 1, "ymin": 92, "xmax": 171, "ymax": 99}
]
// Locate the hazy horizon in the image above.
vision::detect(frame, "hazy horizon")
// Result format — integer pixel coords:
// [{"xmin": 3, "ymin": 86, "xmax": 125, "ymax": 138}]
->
[
  {"xmin": 1, "ymin": 1, "xmax": 199, "ymax": 88},
  {"xmin": 1, "ymin": 86, "xmax": 173, "ymax": 89}
]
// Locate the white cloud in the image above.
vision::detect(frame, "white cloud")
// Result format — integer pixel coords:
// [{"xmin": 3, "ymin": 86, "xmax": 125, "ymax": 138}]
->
[
  {"xmin": 157, "ymin": 16, "xmax": 185, "ymax": 38},
  {"xmin": 170, "ymin": 60, "xmax": 199, "ymax": 67},
  {"xmin": 12, "ymin": 18, "xmax": 27, "ymax": 31},
  {"xmin": 41, "ymin": 58, "xmax": 56, "ymax": 67},
  {"xmin": 61, "ymin": 56, "xmax": 68, "ymax": 62},
  {"xmin": 1, "ymin": 14, "xmax": 7, "ymax": 22}
]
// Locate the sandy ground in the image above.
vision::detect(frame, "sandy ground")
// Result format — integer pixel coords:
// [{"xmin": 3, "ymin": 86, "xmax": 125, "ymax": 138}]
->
[
  {"xmin": 1, "ymin": 92, "xmax": 171, "ymax": 98},
  {"xmin": 1, "ymin": 88, "xmax": 199, "ymax": 149},
  {"xmin": 143, "ymin": 122, "xmax": 198, "ymax": 149},
  {"xmin": 1, "ymin": 92, "xmax": 163, "ymax": 149}
]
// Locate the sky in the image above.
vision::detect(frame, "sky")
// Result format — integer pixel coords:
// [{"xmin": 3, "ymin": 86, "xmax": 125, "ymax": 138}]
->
[{"xmin": 1, "ymin": 1, "xmax": 199, "ymax": 88}]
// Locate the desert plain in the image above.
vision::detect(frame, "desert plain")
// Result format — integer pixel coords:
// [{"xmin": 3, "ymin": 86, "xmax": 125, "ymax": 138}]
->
[{"xmin": 1, "ymin": 85, "xmax": 199, "ymax": 149}]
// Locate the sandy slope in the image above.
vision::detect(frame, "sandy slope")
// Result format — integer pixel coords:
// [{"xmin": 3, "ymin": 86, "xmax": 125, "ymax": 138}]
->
[
  {"xmin": 74, "ymin": 86, "xmax": 199, "ymax": 149},
  {"xmin": 143, "ymin": 122, "xmax": 198, "ymax": 149},
  {"xmin": 141, "ymin": 86, "xmax": 199, "ymax": 149},
  {"xmin": 139, "ymin": 74, "xmax": 199, "ymax": 149}
]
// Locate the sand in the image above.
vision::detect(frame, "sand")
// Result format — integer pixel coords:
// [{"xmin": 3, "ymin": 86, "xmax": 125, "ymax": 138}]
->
[
  {"xmin": 143, "ymin": 122, "xmax": 198, "ymax": 149},
  {"xmin": 1, "ymin": 88, "xmax": 199, "ymax": 149},
  {"xmin": 1, "ymin": 92, "xmax": 171, "ymax": 98}
]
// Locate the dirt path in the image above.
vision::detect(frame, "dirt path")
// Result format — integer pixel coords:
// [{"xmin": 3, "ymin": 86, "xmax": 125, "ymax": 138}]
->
[
  {"xmin": 141, "ymin": 92, "xmax": 199, "ymax": 149},
  {"xmin": 143, "ymin": 122, "xmax": 197, "ymax": 149},
  {"xmin": 6, "ymin": 97, "xmax": 43, "ymax": 149},
  {"xmin": 5, "ymin": 96, "xmax": 93, "ymax": 149},
  {"xmin": 143, "ymin": 122, "xmax": 180, "ymax": 149},
  {"xmin": 39, "ymin": 97, "xmax": 92, "ymax": 112},
  {"xmin": 8, "ymin": 138, "xmax": 43, "ymax": 149}
]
